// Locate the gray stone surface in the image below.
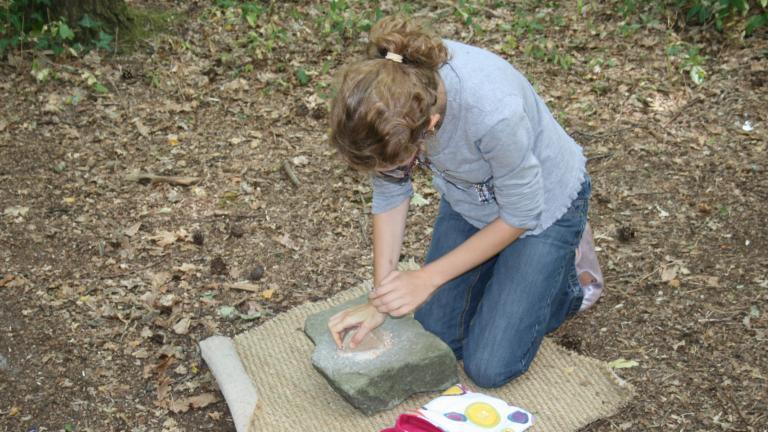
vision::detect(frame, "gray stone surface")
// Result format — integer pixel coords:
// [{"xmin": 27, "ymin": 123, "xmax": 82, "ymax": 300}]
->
[{"xmin": 304, "ymin": 295, "xmax": 458, "ymax": 415}]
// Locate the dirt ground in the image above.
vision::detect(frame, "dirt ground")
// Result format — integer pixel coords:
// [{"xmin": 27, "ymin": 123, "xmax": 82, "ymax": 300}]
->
[{"xmin": 1, "ymin": 1, "xmax": 766, "ymax": 431}]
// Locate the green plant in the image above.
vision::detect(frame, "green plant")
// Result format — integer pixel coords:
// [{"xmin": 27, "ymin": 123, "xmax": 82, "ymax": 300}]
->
[
  {"xmin": 213, "ymin": 1, "xmax": 270, "ymax": 29},
  {"xmin": 454, "ymin": 0, "xmax": 482, "ymax": 33},
  {"xmin": 676, "ymin": 0, "xmax": 768, "ymax": 34},
  {"xmin": 243, "ymin": 21, "xmax": 287, "ymax": 57},
  {"xmin": 295, "ymin": 67, "xmax": 310, "ymax": 86},
  {"xmin": 0, "ymin": 0, "xmax": 115, "ymax": 57},
  {"xmin": 316, "ymin": 0, "xmax": 380, "ymax": 42},
  {"xmin": 81, "ymin": 70, "xmax": 109, "ymax": 94},
  {"xmin": 666, "ymin": 42, "xmax": 707, "ymax": 84},
  {"xmin": 30, "ymin": 58, "xmax": 51, "ymax": 81},
  {"xmin": 616, "ymin": 0, "xmax": 641, "ymax": 18}
]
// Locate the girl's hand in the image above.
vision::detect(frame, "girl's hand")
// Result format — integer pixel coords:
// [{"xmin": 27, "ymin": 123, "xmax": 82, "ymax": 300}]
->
[
  {"xmin": 327, "ymin": 303, "xmax": 387, "ymax": 349},
  {"xmin": 369, "ymin": 270, "xmax": 438, "ymax": 317}
]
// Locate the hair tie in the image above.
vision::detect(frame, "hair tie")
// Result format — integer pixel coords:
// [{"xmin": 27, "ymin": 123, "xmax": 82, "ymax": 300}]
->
[{"xmin": 385, "ymin": 52, "xmax": 404, "ymax": 63}]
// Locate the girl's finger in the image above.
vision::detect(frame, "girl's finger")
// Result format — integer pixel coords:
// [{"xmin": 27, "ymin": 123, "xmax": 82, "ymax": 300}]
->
[
  {"xmin": 391, "ymin": 304, "xmax": 412, "ymax": 317},
  {"xmin": 328, "ymin": 313, "xmax": 342, "ymax": 327},
  {"xmin": 371, "ymin": 272, "xmax": 401, "ymax": 298},
  {"xmin": 329, "ymin": 320, "xmax": 346, "ymax": 348},
  {"xmin": 369, "ymin": 282, "xmax": 393, "ymax": 299},
  {"xmin": 330, "ymin": 315, "xmax": 359, "ymax": 348},
  {"xmin": 378, "ymin": 294, "xmax": 404, "ymax": 314},
  {"xmin": 370, "ymin": 290, "xmax": 399, "ymax": 311},
  {"xmin": 349, "ymin": 323, "xmax": 372, "ymax": 349},
  {"xmin": 328, "ymin": 312, "xmax": 347, "ymax": 331},
  {"xmin": 381, "ymin": 271, "xmax": 400, "ymax": 284}
]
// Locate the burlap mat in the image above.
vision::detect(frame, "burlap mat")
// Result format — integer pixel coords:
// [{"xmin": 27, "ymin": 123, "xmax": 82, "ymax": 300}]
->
[{"xmin": 233, "ymin": 285, "xmax": 633, "ymax": 432}]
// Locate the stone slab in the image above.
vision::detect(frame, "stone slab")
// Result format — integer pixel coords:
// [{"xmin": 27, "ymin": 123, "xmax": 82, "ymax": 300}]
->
[{"xmin": 304, "ymin": 295, "xmax": 458, "ymax": 415}]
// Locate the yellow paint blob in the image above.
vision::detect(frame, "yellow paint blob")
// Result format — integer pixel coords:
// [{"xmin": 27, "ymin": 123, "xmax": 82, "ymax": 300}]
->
[
  {"xmin": 441, "ymin": 385, "xmax": 465, "ymax": 396},
  {"xmin": 465, "ymin": 402, "xmax": 501, "ymax": 428}
]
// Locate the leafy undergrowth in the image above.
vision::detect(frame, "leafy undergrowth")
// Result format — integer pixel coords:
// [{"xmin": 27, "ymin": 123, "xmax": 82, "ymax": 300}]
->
[{"xmin": 1, "ymin": 0, "xmax": 766, "ymax": 431}]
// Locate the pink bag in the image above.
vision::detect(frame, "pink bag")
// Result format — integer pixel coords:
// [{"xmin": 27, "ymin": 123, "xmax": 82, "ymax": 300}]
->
[{"xmin": 575, "ymin": 222, "xmax": 604, "ymax": 311}]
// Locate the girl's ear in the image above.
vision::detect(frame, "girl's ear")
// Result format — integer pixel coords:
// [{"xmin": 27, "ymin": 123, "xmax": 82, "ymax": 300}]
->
[{"xmin": 428, "ymin": 113, "xmax": 441, "ymax": 131}]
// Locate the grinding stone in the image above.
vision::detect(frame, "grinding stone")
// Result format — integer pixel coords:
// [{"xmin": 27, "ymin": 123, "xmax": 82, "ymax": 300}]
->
[{"xmin": 304, "ymin": 295, "xmax": 458, "ymax": 415}]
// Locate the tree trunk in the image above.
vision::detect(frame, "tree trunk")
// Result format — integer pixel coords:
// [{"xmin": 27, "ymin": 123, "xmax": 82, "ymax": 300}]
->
[{"xmin": 49, "ymin": 0, "xmax": 132, "ymax": 34}]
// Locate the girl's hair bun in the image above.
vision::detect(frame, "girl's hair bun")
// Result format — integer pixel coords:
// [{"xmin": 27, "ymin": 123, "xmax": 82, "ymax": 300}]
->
[{"xmin": 367, "ymin": 16, "xmax": 448, "ymax": 70}]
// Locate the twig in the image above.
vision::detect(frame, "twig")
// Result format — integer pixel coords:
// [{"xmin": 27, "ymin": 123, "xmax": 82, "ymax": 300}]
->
[
  {"xmin": 96, "ymin": 255, "xmax": 170, "ymax": 282},
  {"xmin": 126, "ymin": 172, "xmax": 201, "ymax": 186},
  {"xmin": 572, "ymin": 126, "xmax": 633, "ymax": 142},
  {"xmin": 661, "ymin": 96, "xmax": 703, "ymax": 128},
  {"xmin": 282, "ymin": 161, "xmax": 300, "ymax": 188},
  {"xmin": 725, "ymin": 391, "xmax": 752, "ymax": 427},
  {"xmin": 717, "ymin": 389, "xmax": 751, "ymax": 428},
  {"xmin": 587, "ymin": 153, "xmax": 613, "ymax": 162},
  {"xmin": 628, "ymin": 268, "xmax": 658, "ymax": 290},
  {"xmin": 697, "ymin": 317, "xmax": 734, "ymax": 323},
  {"xmin": 223, "ymin": 281, "xmax": 261, "ymax": 293}
]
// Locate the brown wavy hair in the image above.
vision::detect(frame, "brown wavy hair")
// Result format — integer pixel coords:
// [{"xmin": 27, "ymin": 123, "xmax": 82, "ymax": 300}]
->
[{"xmin": 329, "ymin": 16, "xmax": 449, "ymax": 171}]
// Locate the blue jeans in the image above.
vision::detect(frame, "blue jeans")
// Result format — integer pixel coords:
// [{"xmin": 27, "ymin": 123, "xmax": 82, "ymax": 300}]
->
[{"xmin": 414, "ymin": 176, "xmax": 591, "ymax": 388}]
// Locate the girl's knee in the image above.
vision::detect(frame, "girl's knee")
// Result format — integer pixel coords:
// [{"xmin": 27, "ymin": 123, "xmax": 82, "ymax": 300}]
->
[{"xmin": 463, "ymin": 353, "xmax": 531, "ymax": 389}]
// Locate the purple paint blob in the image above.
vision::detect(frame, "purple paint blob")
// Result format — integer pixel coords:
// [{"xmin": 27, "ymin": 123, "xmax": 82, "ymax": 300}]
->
[
  {"xmin": 444, "ymin": 412, "xmax": 468, "ymax": 422},
  {"xmin": 508, "ymin": 410, "xmax": 530, "ymax": 424}
]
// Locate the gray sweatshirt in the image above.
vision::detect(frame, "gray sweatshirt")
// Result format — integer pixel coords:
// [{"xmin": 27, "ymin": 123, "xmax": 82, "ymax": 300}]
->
[{"xmin": 371, "ymin": 40, "xmax": 587, "ymax": 236}]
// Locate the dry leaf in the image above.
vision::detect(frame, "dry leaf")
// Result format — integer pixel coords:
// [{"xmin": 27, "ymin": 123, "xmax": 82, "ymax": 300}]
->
[
  {"xmin": 6, "ymin": 275, "xmax": 29, "ymax": 289},
  {"xmin": 608, "ymin": 358, "xmax": 640, "ymax": 369},
  {"xmin": 0, "ymin": 274, "xmax": 16, "ymax": 287},
  {"xmin": 175, "ymin": 263, "xmax": 200, "ymax": 273},
  {"xmin": 150, "ymin": 231, "xmax": 180, "ymax": 247},
  {"xmin": 156, "ymin": 376, "xmax": 171, "ymax": 402},
  {"xmin": 4, "ymin": 206, "xmax": 29, "ymax": 217},
  {"xmin": 172, "ymin": 317, "xmax": 192, "ymax": 335},
  {"xmin": 260, "ymin": 288, "xmax": 276, "ymax": 300},
  {"xmin": 222, "ymin": 78, "xmax": 249, "ymax": 92},
  {"xmin": 273, "ymin": 233, "xmax": 299, "ymax": 250},
  {"xmin": 158, "ymin": 294, "xmax": 178, "ymax": 308},
  {"xmin": 135, "ymin": 119, "xmax": 150, "ymax": 138},
  {"xmin": 127, "ymin": 172, "xmax": 201, "ymax": 186},
  {"xmin": 124, "ymin": 222, "xmax": 141, "ymax": 237},
  {"xmin": 146, "ymin": 354, "xmax": 176, "ymax": 379},
  {"xmin": 167, "ymin": 134, "xmax": 179, "ymax": 146},
  {"xmin": 166, "ymin": 392, "xmax": 219, "ymax": 413},
  {"xmin": 132, "ymin": 348, "xmax": 151, "ymax": 359},
  {"xmin": 150, "ymin": 271, "xmax": 172, "ymax": 290},
  {"xmin": 660, "ymin": 265, "xmax": 678, "ymax": 282}
]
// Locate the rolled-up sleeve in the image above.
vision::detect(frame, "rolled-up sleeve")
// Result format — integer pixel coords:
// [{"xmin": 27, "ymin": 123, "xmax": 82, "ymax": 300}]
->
[
  {"xmin": 371, "ymin": 175, "xmax": 413, "ymax": 214},
  {"xmin": 480, "ymin": 113, "xmax": 543, "ymax": 230}
]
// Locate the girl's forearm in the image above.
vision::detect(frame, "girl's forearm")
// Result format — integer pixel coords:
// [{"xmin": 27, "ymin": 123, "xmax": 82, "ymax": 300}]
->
[
  {"xmin": 422, "ymin": 218, "xmax": 525, "ymax": 288},
  {"xmin": 373, "ymin": 198, "xmax": 410, "ymax": 286}
]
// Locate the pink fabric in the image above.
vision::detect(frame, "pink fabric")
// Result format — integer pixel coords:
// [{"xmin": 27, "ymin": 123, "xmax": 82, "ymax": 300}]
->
[{"xmin": 380, "ymin": 414, "xmax": 444, "ymax": 432}]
